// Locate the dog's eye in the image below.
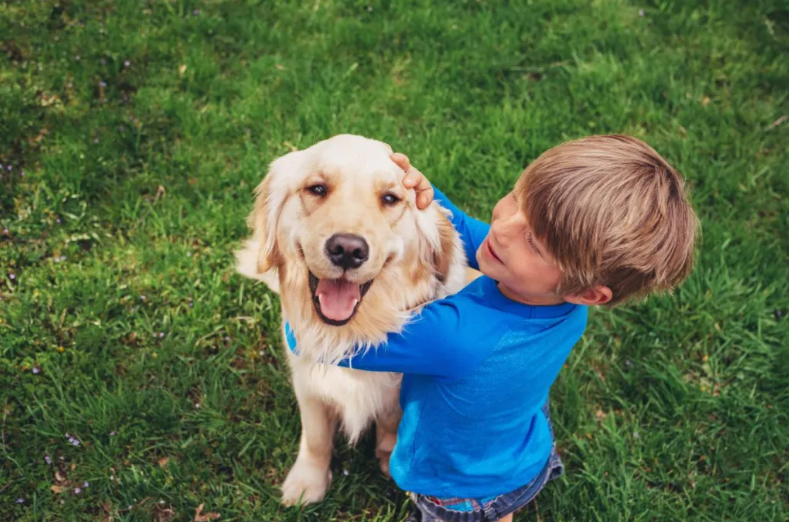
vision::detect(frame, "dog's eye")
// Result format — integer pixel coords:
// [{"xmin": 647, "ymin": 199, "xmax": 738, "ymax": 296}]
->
[
  {"xmin": 382, "ymin": 193, "xmax": 400, "ymax": 206},
  {"xmin": 307, "ymin": 184, "xmax": 327, "ymax": 197}
]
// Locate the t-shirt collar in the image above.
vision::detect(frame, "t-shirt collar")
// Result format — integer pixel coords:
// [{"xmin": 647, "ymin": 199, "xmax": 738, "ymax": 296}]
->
[{"xmin": 480, "ymin": 275, "xmax": 578, "ymax": 319}]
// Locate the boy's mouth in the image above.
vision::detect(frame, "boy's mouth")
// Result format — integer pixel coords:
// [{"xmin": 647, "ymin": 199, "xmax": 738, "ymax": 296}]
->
[{"xmin": 485, "ymin": 238, "xmax": 503, "ymax": 264}]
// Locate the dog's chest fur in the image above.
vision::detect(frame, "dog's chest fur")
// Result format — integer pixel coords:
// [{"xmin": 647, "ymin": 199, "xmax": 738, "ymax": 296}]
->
[{"xmin": 287, "ymin": 353, "xmax": 401, "ymax": 442}]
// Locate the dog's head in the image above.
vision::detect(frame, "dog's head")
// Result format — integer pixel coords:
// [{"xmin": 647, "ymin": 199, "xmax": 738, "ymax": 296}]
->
[{"xmin": 240, "ymin": 134, "xmax": 460, "ymax": 330}]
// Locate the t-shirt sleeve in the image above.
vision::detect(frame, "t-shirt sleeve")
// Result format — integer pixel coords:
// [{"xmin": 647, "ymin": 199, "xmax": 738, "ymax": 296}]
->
[
  {"xmin": 433, "ymin": 187, "xmax": 489, "ymax": 270},
  {"xmin": 334, "ymin": 298, "xmax": 483, "ymax": 380}
]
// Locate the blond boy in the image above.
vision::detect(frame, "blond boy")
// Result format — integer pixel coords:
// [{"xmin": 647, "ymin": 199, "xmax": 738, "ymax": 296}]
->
[{"xmin": 292, "ymin": 135, "xmax": 698, "ymax": 521}]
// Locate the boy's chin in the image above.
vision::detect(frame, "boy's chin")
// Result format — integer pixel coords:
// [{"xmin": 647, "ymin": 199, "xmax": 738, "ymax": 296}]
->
[{"xmin": 475, "ymin": 255, "xmax": 497, "ymax": 280}]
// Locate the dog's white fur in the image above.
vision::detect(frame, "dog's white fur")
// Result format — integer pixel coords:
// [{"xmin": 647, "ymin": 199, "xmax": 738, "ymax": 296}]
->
[{"xmin": 236, "ymin": 135, "xmax": 466, "ymax": 505}]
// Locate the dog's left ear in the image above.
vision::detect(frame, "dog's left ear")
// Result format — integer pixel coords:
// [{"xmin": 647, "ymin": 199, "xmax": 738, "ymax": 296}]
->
[
  {"xmin": 432, "ymin": 211, "xmax": 457, "ymax": 283},
  {"xmin": 415, "ymin": 203, "xmax": 459, "ymax": 284}
]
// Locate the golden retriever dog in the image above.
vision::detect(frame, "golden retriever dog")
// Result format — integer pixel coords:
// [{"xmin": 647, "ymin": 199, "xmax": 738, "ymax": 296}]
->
[{"xmin": 235, "ymin": 134, "xmax": 467, "ymax": 505}]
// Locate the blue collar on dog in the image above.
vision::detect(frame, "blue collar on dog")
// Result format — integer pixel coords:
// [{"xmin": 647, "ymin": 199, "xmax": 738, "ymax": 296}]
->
[{"xmin": 284, "ymin": 322, "xmax": 299, "ymax": 355}]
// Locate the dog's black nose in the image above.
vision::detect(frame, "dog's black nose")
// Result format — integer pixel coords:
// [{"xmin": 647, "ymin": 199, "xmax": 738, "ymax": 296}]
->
[{"xmin": 325, "ymin": 234, "xmax": 369, "ymax": 269}]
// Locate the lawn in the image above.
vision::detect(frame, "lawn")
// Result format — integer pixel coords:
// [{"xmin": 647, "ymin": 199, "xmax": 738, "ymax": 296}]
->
[{"xmin": 1, "ymin": 0, "xmax": 788, "ymax": 520}]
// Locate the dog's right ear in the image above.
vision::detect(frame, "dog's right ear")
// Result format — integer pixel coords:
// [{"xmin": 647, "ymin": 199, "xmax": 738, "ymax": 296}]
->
[{"xmin": 246, "ymin": 151, "xmax": 302, "ymax": 273}]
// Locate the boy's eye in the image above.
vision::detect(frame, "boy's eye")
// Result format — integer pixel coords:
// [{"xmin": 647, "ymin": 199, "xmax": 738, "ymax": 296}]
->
[
  {"xmin": 382, "ymin": 193, "xmax": 400, "ymax": 206},
  {"xmin": 526, "ymin": 232, "xmax": 539, "ymax": 253},
  {"xmin": 307, "ymin": 184, "xmax": 327, "ymax": 197}
]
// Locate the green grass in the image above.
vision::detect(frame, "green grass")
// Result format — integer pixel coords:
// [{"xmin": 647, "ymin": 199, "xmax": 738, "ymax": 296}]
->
[{"xmin": 1, "ymin": 0, "xmax": 788, "ymax": 520}]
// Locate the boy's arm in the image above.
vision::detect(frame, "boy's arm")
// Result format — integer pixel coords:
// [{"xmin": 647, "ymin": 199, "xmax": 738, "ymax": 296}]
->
[
  {"xmin": 433, "ymin": 187, "xmax": 490, "ymax": 270},
  {"xmin": 332, "ymin": 298, "xmax": 493, "ymax": 379},
  {"xmin": 392, "ymin": 153, "xmax": 489, "ymax": 269}
]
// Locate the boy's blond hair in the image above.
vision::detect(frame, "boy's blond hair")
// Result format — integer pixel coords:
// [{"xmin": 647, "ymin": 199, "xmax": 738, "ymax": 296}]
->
[{"xmin": 517, "ymin": 135, "xmax": 698, "ymax": 305}]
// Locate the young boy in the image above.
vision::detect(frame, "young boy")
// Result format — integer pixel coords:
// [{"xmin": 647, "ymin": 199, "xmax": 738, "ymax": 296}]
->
[{"xmin": 291, "ymin": 135, "xmax": 698, "ymax": 521}]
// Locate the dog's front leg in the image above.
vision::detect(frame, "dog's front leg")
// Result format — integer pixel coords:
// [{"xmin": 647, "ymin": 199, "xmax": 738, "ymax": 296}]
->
[
  {"xmin": 375, "ymin": 415, "xmax": 399, "ymax": 478},
  {"xmin": 281, "ymin": 381, "xmax": 336, "ymax": 506}
]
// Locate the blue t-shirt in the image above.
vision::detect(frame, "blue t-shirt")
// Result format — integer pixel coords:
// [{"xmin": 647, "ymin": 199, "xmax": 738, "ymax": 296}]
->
[{"xmin": 286, "ymin": 189, "xmax": 588, "ymax": 498}]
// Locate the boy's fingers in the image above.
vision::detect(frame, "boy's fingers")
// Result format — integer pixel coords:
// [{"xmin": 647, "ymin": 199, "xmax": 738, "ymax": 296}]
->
[
  {"xmin": 416, "ymin": 187, "xmax": 434, "ymax": 210},
  {"xmin": 390, "ymin": 153, "xmax": 411, "ymax": 172},
  {"xmin": 403, "ymin": 168, "xmax": 423, "ymax": 188},
  {"xmin": 390, "ymin": 152, "xmax": 433, "ymax": 209}
]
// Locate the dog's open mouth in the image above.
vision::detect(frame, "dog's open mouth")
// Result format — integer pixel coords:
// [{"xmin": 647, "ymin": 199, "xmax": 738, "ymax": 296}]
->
[{"xmin": 309, "ymin": 272, "xmax": 373, "ymax": 326}]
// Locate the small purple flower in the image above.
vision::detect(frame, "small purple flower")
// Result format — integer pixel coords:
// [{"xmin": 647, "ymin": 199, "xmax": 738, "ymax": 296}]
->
[
  {"xmin": 20, "ymin": 170, "xmax": 25, "ymax": 177},
  {"xmin": 192, "ymin": 9, "xmax": 199, "ymax": 15},
  {"xmin": 188, "ymin": 300, "xmax": 194, "ymax": 308},
  {"xmin": 32, "ymin": 367, "xmax": 40, "ymax": 374},
  {"xmin": 45, "ymin": 454, "xmax": 52, "ymax": 465},
  {"xmin": 65, "ymin": 432, "xmax": 70, "ymax": 438},
  {"xmin": 109, "ymin": 431, "xmax": 116, "ymax": 436},
  {"xmin": 94, "ymin": 138, "xmax": 100, "ymax": 144},
  {"xmin": 73, "ymin": 487, "xmax": 82, "ymax": 494},
  {"xmin": 69, "ymin": 437, "xmax": 80, "ymax": 446},
  {"xmin": 224, "ymin": 336, "xmax": 230, "ymax": 342},
  {"xmin": 99, "ymin": 81, "xmax": 107, "ymax": 87},
  {"xmin": 16, "ymin": 498, "xmax": 25, "ymax": 504},
  {"xmin": 9, "ymin": 274, "xmax": 15, "ymax": 280},
  {"xmin": 83, "ymin": 481, "xmax": 90, "ymax": 488},
  {"xmin": 639, "ymin": 9, "xmax": 645, "ymax": 16},
  {"xmin": 140, "ymin": 295, "xmax": 146, "ymax": 301},
  {"xmin": 124, "ymin": 60, "xmax": 131, "ymax": 67},
  {"xmin": 129, "ymin": 307, "xmax": 135, "ymax": 313},
  {"xmin": 159, "ymin": 332, "xmax": 165, "ymax": 338},
  {"xmin": 7, "ymin": 165, "xmax": 12, "ymax": 171},
  {"xmin": 633, "ymin": 431, "xmax": 640, "ymax": 439},
  {"xmin": 625, "ymin": 359, "xmax": 632, "ymax": 367},
  {"xmin": 3, "ymin": 229, "xmax": 8, "ymax": 234},
  {"xmin": 56, "ymin": 218, "xmax": 61, "ymax": 223},
  {"xmin": 75, "ymin": 55, "xmax": 81, "ymax": 61},
  {"xmin": 0, "ymin": 163, "xmax": 4, "ymax": 169}
]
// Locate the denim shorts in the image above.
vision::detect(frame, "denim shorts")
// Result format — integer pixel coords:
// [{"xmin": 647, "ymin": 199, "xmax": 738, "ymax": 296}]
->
[{"xmin": 409, "ymin": 402, "xmax": 564, "ymax": 522}]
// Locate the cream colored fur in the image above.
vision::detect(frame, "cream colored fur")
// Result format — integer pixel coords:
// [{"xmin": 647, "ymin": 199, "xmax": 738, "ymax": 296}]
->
[{"xmin": 235, "ymin": 135, "xmax": 466, "ymax": 506}]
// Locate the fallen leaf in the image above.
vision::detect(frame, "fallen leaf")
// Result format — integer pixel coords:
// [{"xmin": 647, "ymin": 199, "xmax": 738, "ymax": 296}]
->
[
  {"xmin": 51, "ymin": 485, "xmax": 67, "ymax": 494},
  {"xmin": 101, "ymin": 501, "xmax": 113, "ymax": 522},
  {"xmin": 55, "ymin": 471, "xmax": 65, "ymax": 482},
  {"xmin": 153, "ymin": 504, "xmax": 176, "ymax": 522},
  {"xmin": 158, "ymin": 456, "xmax": 170, "ymax": 467},
  {"xmin": 179, "ymin": 64, "xmax": 187, "ymax": 76},
  {"xmin": 194, "ymin": 504, "xmax": 221, "ymax": 521},
  {"xmin": 767, "ymin": 115, "xmax": 788, "ymax": 130}
]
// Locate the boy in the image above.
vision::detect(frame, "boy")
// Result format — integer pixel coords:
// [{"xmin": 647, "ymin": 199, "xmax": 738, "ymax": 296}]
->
[{"xmin": 289, "ymin": 135, "xmax": 698, "ymax": 521}]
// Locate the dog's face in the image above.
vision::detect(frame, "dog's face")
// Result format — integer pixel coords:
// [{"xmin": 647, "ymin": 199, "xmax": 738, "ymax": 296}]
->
[{"xmin": 248, "ymin": 135, "xmax": 454, "ymax": 327}]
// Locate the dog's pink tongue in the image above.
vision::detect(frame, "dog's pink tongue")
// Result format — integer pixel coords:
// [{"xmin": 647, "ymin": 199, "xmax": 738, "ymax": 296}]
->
[{"xmin": 316, "ymin": 279, "xmax": 361, "ymax": 322}]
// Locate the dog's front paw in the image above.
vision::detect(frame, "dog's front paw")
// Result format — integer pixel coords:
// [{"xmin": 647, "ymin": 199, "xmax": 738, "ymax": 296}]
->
[
  {"xmin": 281, "ymin": 461, "xmax": 332, "ymax": 506},
  {"xmin": 375, "ymin": 430, "xmax": 397, "ymax": 479}
]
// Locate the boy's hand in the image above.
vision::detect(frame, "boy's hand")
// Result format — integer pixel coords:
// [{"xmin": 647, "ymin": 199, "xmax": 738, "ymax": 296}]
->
[{"xmin": 391, "ymin": 153, "xmax": 434, "ymax": 210}]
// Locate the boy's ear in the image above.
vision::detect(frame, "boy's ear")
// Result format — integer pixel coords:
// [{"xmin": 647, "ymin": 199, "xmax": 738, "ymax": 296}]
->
[{"xmin": 564, "ymin": 285, "xmax": 613, "ymax": 306}]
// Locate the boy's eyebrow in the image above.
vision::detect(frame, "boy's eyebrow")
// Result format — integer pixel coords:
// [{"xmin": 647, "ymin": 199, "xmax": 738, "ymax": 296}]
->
[{"xmin": 524, "ymin": 221, "xmax": 550, "ymax": 262}]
